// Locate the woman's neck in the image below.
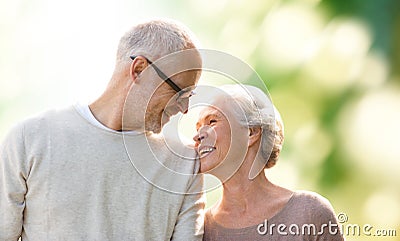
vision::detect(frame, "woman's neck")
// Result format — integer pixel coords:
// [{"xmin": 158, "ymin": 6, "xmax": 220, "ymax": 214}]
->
[
  {"xmin": 218, "ymin": 173, "xmax": 273, "ymax": 213},
  {"xmin": 210, "ymin": 158, "xmax": 293, "ymax": 228},
  {"xmin": 216, "ymin": 149, "xmax": 273, "ymax": 212}
]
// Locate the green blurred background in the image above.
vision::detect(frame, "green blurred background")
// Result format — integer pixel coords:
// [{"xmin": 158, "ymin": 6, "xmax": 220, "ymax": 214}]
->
[{"xmin": 1, "ymin": 0, "xmax": 399, "ymax": 240}]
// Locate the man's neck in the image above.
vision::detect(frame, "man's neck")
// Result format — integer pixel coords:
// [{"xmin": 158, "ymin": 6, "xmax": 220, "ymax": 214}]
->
[
  {"xmin": 89, "ymin": 95, "xmax": 125, "ymax": 131},
  {"xmin": 89, "ymin": 83, "xmax": 145, "ymax": 132}
]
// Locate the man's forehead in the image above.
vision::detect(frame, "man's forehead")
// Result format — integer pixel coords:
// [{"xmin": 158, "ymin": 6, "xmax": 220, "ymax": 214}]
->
[
  {"xmin": 172, "ymin": 70, "xmax": 201, "ymax": 90},
  {"xmin": 156, "ymin": 50, "xmax": 201, "ymax": 71}
]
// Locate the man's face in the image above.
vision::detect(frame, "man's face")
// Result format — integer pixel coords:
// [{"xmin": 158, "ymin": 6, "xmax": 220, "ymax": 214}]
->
[{"xmin": 145, "ymin": 69, "xmax": 200, "ymax": 133}]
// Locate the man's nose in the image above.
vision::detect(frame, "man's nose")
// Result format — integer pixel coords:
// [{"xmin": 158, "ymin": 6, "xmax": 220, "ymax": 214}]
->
[{"xmin": 177, "ymin": 98, "xmax": 189, "ymax": 114}]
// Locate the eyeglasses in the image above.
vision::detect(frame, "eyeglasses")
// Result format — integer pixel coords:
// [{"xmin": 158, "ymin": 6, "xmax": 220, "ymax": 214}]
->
[
  {"xmin": 131, "ymin": 55, "xmax": 182, "ymax": 93},
  {"xmin": 130, "ymin": 55, "xmax": 196, "ymax": 101}
]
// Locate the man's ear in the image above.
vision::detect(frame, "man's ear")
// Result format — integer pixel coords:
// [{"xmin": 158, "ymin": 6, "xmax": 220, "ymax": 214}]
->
[
  {"xmin": 248, "ymin": 126, "xmax": 262, "ymax": 147},
  {"xmin": 130, "ymin": 56, "xmax": 149, "ymax": 82}
]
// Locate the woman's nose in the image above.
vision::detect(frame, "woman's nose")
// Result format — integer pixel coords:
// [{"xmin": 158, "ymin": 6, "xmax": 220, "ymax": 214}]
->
[{"xmin": 193, "ymin": 130, "xmax": 207, "ymax": 143}]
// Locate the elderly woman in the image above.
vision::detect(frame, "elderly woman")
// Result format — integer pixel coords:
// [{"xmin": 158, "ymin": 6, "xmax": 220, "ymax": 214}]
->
[{"xmin": 193, "ymin": 85, "xmax": 344, "ymax": 240}]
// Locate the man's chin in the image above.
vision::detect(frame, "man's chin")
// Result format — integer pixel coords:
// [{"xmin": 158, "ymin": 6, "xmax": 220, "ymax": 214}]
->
[
  {"xmin": 161, "ymin": 115, "xmax": 171, "ymax": 127},
  {"xmin": 145, "ymin": 114, "xmax": 171, "ymax": 133},
  {"xmin": 152, "ymin": 127, "xmax": 162, "ymax": 134},
  {"xmin": 144, "ymin": 121, "xmax": 162, "ymax": 134}
]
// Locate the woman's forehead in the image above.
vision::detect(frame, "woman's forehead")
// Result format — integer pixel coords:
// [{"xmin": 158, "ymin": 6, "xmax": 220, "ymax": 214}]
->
[
  {"xmin": 197, "ymin": 101, "xmax": 239, "ymax": 122},
  {"xmin": 198, "ymin": 106, "xmax": 223, "ymax": 120}
]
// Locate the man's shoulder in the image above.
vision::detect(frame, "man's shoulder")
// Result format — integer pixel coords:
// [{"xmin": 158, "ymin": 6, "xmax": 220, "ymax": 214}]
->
[
  {"xmin": 150, "ymin": 132, "xmax": 198, "ymax": 160},
  {"xmin": 20, "ymin": 105, "xmax": 76, "ymax": 126},
  {"xmin": 7, "ymin": 105, "xmax": 79, "ymax": 138},
  {"xmin": 0, "ymin": 106, "xmax": 76, "ymax": 150}
]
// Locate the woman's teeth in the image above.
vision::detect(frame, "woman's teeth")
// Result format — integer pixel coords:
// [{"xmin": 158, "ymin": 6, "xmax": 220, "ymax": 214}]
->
[{"xmin": 199, "ymin": 147, "xmax": 215, "ymax": 157}]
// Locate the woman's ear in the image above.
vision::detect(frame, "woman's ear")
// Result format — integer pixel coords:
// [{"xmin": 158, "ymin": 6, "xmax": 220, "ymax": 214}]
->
[
  {"xmin": 248, "ymin": 126, "xmax": 262, "ymax": 147},
  {"xmin": 130, "ymin": 56, "xmax": 149, "ymax": 82}
]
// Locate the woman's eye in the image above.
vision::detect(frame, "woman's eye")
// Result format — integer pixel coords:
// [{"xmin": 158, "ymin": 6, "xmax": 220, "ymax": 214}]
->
[{"xmin": 209, "ymin": 119, "xmax": 217, "ymax": 124}]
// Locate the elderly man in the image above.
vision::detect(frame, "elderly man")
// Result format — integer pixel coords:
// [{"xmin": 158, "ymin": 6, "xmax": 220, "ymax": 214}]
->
[{"xmin": 0, "ymin": 19, "xmax": 204, "ymax": 240}]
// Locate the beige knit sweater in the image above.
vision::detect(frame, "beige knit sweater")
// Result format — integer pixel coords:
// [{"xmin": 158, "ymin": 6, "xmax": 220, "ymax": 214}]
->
[{"xmin": 0, "ymin": 106, "xmax": 205, "ymax": 241}]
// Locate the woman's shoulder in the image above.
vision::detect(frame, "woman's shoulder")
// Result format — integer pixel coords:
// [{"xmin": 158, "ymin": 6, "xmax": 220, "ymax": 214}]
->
[
  {"xmin": 292, "ymin": 190, "xmax": 334, "ymax": 208},
  {"xmin": 287, "ymin": 190, "xmax": 339, "ymax": 222},
  {"xmin": 291, "ymin": 190, "xmax": 337, "ymax": 214}
]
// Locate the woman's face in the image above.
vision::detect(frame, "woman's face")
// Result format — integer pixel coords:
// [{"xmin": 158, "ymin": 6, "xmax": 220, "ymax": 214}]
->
[{"xmin": 193, "ymin": 98, "xmax": 249, "ymax": 177}]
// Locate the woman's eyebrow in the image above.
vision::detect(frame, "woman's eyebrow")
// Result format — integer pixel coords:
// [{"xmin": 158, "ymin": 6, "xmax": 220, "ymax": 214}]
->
[
  {"xmin": 195, "ymin": 113, "xmax": 219, "ymax": 129},
  {"xmin": 203, "ymin": 113, "xmax": 220, "ymax": 121}
]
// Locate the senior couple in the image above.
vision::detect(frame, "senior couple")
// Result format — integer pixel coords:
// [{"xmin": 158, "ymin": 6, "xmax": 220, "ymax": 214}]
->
[{"xmin": 0, "ymin": 19, "xmax": 344, "ymax": 240}]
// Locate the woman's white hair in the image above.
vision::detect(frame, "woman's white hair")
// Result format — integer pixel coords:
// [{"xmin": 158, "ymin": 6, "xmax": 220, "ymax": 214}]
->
[
  {"xmin": 116, "ymin": 19, "xmax": 199, "ymax": 68},
  {"xmin": 219, "ymin": 84, "xmax": 284, "ymax": 169}
]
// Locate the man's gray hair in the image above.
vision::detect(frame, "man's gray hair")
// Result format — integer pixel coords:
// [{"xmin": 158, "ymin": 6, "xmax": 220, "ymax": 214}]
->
[
  {"xmin": 219, "ymin": 84, "xmax": 284, "ymax": 169},
  {"xmin": 116, "ymin": 19, "xmax": 198, "ymax": 67}
]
